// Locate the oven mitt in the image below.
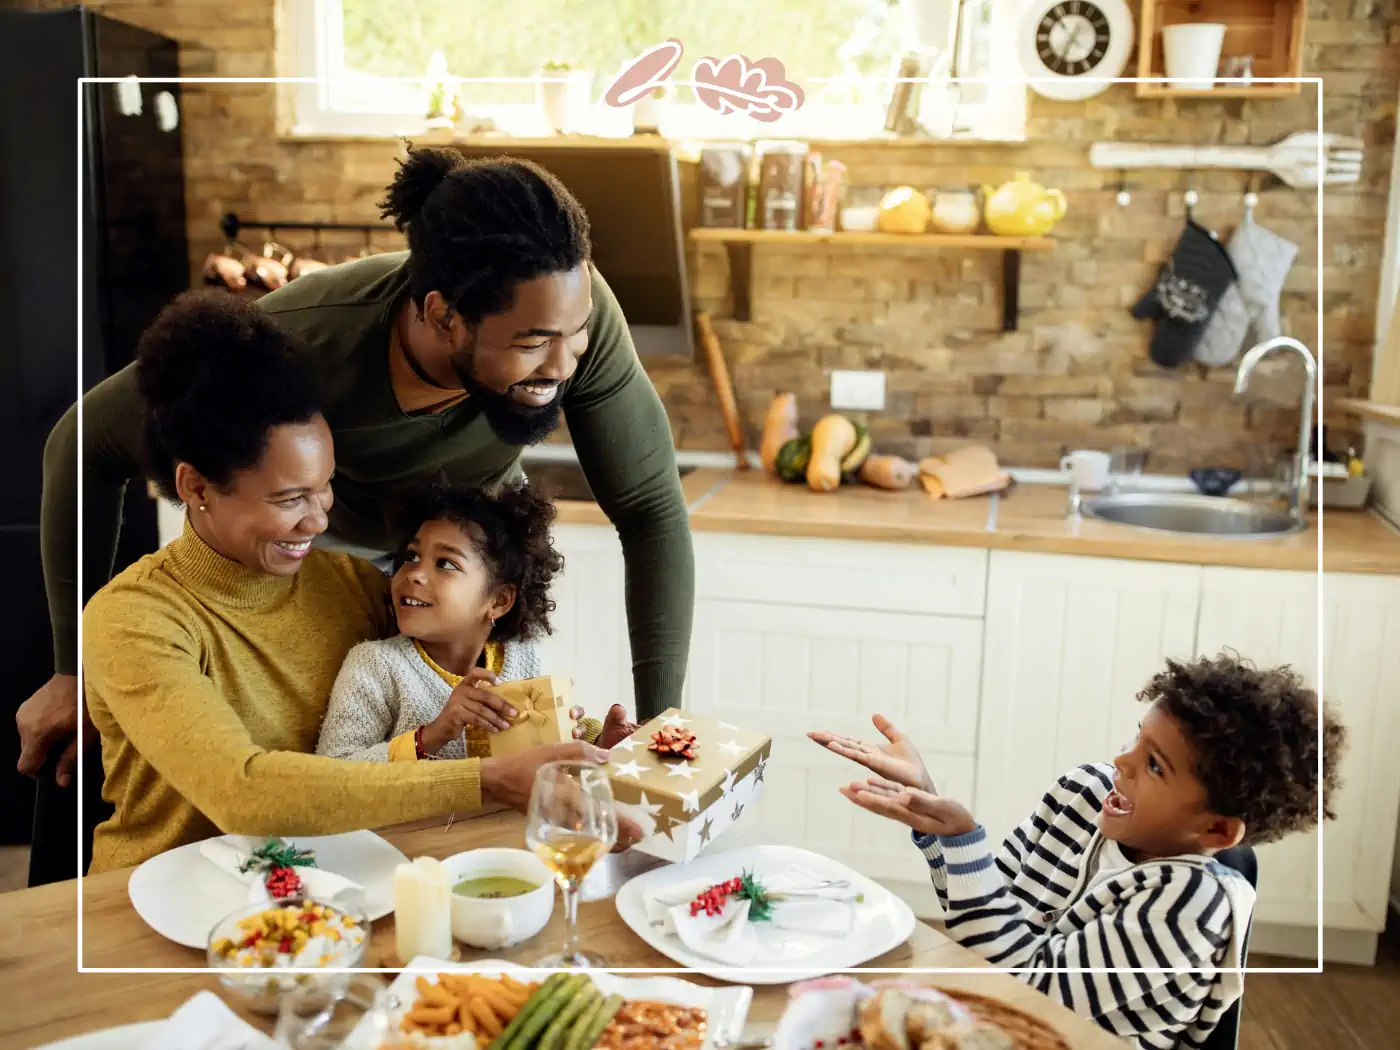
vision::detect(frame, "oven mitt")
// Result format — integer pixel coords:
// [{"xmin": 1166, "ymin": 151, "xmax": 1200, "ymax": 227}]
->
[
  {"xmin": 1194, "ymin": 214, "xmax": 1299, "ymax": 367},
  {"xmin": 1132, "ymin": 218, "xmax": 1239, "ymax": 368}
]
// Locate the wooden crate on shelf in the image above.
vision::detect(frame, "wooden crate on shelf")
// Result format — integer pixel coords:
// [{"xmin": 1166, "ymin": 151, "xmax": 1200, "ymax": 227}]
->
[{"xmin": 1136, "ymin": 0, "xmax": 1306, "ymax": 99}]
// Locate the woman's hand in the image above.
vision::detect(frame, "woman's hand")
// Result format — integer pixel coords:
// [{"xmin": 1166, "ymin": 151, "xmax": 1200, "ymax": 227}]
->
[
  {"xmin": 809, "ymin": 714, "xmax": 935, "ymax": 793},
  {"xmin": 479, "ymin": 740, "xmax": 643, "ymax": 852},
  {"xmin": 840, "ymin": 777, "xmax": 977, "ymax": 839},
  {"xmin": 419, "ymin": 669, "xmax": 514, "ymax": 755},
  {"xmin": 571, "ymin": 703, "xmax": 638, "ymax": 748}
]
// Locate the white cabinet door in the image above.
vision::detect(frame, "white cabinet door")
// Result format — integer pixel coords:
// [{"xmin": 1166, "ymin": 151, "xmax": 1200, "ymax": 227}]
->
[
  {"xmin": 1197, "ymin": 568, "xmax": 1400, "ymax": 933},
  {"xmin": 688, "ymin": 596, "xmax": 982, "ymax": 889},
  {"xmin": 537, "ymin": 524, "xmax": 636, "ymax": 721},
  {"xmin": 975, "ymin": 551, "xmax": 1202, "ymax": 845}
]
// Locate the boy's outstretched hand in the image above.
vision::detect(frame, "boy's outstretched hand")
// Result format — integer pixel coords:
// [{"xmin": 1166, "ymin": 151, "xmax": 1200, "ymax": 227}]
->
[
  {"xmin": 841, "ymin": 777, "xmax": 978, "ymax": 839},
  {"xmin": 809, "ymin": 714, "xmax": 935, "ymax": 793}
]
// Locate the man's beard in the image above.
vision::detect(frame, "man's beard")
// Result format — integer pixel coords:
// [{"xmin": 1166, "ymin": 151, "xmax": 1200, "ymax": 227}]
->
[{"xmin": 451, "ymin": 351, "xmax": 563, "ymax": 447}]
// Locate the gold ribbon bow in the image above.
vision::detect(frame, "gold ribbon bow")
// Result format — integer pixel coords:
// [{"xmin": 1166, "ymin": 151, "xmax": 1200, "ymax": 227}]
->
[{"xmin": 511, "ymin": 685, "xmax": 557, "ymax": 728}]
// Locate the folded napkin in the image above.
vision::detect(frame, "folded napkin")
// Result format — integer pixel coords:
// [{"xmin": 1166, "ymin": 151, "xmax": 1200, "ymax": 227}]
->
[
  {"xmin": 200, "ymin": 836, "xmax": 368, "ymax": 912},
  {"xmin": 669, "ymin": 897, "xmax": 760, "ymax": 967},
  {"xmin": 142, "ymin": 990, "xmax": 275, "ymax": 1050},
  {"xmin": 645, "ymin": 869, "xmax": 859, "ymax": 964}
]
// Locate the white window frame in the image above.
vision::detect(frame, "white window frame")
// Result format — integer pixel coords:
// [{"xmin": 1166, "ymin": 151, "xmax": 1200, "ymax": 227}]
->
[{"xmin": 281, "ymin": 0, "xmax": 1028, "ymax": 143}]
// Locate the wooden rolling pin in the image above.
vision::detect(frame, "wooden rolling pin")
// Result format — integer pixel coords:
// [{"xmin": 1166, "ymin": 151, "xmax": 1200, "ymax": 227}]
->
[{"xmin": 695, "ymin": 311, "xmax": 749, "ymax": 469}]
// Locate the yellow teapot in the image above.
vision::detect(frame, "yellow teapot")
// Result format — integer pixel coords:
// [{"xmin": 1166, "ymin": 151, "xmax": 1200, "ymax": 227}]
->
[{"xmin": 980, "ymin": 172, "xmax": 1067, "ymax": 237}]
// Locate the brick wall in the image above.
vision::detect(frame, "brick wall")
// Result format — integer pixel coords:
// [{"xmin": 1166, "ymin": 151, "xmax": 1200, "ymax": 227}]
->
[{"xmin": 26, "ymin": 0, "xmax": 1400, "ymax": 472}]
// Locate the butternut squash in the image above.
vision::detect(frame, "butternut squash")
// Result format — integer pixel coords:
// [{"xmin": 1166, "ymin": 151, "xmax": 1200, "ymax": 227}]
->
[
  {"xmin": 859, "ymin": 455, "xmax": 916, "ymax": 490},
  {"xmin": 806, "ymin": 414, "xmax": 858, "ymax": 492},
  {"xmin": 759, "ymin": 392, "xmax": 800, "ymax": 476}
]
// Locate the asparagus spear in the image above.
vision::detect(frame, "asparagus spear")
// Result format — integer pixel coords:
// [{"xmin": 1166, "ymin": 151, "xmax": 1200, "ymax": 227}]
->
[
  {"xmin": 489, "ymin": 973, "xmax": 571, "ymax": 1050},
  {"xmin": 503, "ymin": 974, "xmax": 591, "ymax": 1050},
  {"xmin": 537, "ymin": 982, "xmax": 601, "ymax": 1050},
  {"xmin": 565, "ymin": 993, "xmax": 624, "ymax": 1050}
]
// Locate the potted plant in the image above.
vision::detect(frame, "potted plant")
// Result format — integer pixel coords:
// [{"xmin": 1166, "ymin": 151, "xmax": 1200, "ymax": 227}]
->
[
  {"xmin": 632, "ymin": 84, "xmax": 668, "ymax": 135},
  {"xmin": 538, "ymin": 58, "xmax": 592, "ymax": 133},
  {"xmin": 422, "ymin": 49, "xmax": 461, "ymax": 130}
]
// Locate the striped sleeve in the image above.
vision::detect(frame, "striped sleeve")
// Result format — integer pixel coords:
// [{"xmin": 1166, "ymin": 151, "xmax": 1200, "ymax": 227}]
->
[
  {"xmin": 915, "ymin": 766, "xmax": 1104, "ymax": 910},
  {"xmin": 937, "ymin": 829, "xmax": 1232, "ymax": 1044}
]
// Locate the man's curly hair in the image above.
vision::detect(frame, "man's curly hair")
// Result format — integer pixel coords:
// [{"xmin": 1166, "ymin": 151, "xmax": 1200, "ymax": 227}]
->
[
  {"xmin": 390, "ymin": 479, "xmax": 563, "ymax": 643},
  {"xmin": 1137, "ymin": 652, "xmax": 1346, "ymax": 845}
]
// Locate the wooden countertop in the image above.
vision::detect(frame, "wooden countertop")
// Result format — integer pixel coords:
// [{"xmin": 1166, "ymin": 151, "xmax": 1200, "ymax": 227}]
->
[
  {"xmin": 645, "ymin": 470, "xmax": 1400, "ymax": 575},
  {"xmin": 2, "ymin": 812, "xmax": 1126, "ymax": 1050}
]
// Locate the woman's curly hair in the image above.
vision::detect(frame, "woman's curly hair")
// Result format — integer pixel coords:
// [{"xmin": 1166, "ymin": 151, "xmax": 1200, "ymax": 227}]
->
[
  {"xmin": 1138, "ymin": 652, "xmax": 1346, "ymax": 845},
  {"xmin": 136, "ymin": 291, "xmax": 321, "ymax": 501},
  {"xmin": 389, "ymin": 479, "xmax": 563, "ymax": 643}
]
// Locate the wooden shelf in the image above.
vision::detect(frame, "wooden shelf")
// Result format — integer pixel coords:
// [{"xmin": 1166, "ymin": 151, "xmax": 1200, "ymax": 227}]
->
[
  {"xmin": 688, "ymin": 228, "xmax": 1054, "ymax": 331},
  {"xmin": 1136, "ymin": 0, "xmax": 1306, "ymax": 100},
  {"xmin": 1135, "ymin": 83, "xmax": 1303, "ymax": 101},
  {"xmin": 689, "ymin": 229, "xmax": 1054, "ymax": 251},
  {"xmin": 1338, "ymin": 399, "xmax": 1400, "ymax": 428}
]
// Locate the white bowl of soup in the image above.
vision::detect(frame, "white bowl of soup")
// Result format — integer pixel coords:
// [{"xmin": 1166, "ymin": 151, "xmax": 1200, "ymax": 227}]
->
[{"xmin": 439, "ymin": 848, "xmax": 554, "ymax": 950}]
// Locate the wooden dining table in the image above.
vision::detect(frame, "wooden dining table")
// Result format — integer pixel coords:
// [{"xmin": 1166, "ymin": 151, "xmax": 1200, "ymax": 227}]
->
[{"xmin": 1, "ymin": 811, "xmax": 1128, "ymax": 1050}]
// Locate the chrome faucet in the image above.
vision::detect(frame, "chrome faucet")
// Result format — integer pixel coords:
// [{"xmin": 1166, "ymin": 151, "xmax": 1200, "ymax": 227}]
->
[{"xmin": 1233, "ymin": 336, "xmax": 1318, "ymax": 522}]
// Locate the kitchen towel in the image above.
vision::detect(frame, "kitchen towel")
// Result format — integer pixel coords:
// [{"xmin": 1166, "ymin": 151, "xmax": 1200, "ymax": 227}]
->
[
  {"xmin": 1194, "ymin": 214, "xmax": 1299, "ymax": 367},
  {"xmin": 1132, "ymin": 218, "xmax": 1239, "ymax": 367}
]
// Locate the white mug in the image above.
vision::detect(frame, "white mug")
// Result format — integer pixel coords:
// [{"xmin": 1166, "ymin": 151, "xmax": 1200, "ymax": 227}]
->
[
  {"xmin": 1060, "ymin": 450, "xmax": 1112, "ymax": 492},
  {"xmin": 440, "ymin": 848, "xmax": 555, "ymax": 950}
]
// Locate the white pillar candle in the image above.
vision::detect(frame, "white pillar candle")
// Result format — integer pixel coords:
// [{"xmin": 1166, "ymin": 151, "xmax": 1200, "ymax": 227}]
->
[{"xmin": 393, "ymin": 856, "xmax": 453, "ymax": 963}]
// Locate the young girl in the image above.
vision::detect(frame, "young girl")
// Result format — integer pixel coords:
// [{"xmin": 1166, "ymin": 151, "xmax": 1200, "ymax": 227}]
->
[{"xmin": 317, "ymin": 480, "xmax": 630, "ymax": 761}]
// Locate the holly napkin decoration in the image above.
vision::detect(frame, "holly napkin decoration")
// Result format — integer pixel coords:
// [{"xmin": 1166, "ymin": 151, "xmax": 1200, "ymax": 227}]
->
[
  {"xmin": 238, "ymin": 838, "xmax": 317, "ymax": 900},
  {"xmin": 649, "ymin": 725, "xmax": 699, "ymax": 760},
  {"xmin": 689, "ymin": 869, "xmax": 775, "ymax": 922}
]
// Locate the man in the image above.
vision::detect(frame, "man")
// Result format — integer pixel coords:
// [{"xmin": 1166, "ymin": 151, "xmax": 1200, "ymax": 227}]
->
[{"xmin": 18, "ymin": 147, "xmax": 693, "ymax": 878}]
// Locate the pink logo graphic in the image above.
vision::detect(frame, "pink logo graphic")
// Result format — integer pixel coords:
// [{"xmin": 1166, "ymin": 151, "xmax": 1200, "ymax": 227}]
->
[
  {"xmin": 602, "ymin": 41, "xmax": 805, "ymax": 122},
  {"xmin": 603, "ymin": 38, "xmax": 684, "ymax": 107},
  {"xmin": 691, "ymin": 54, "xmax": 804, "ymax": 121}
]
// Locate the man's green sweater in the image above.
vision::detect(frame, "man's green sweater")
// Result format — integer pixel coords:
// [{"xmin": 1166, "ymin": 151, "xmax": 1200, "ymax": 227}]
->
[{"xmin": 42, "ymin": 253, "xmax": 693, "ymax": 718}]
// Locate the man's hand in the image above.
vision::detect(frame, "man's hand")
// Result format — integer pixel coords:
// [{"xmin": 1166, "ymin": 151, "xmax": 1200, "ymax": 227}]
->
[
  {"xmin": 840, "ymin": 777, "xmax": 977, "ymax": 839},
  {"xmin": 809, "ymin": 714, "xmax": 935, "ymax": 793},
  {"xmin": 420, "ymin": 669, "xmax": 513, "ymax": 755},
  {"xmin": 479, "ymin": 740, "xmax": 642, "ymax": 852},
  {"xmin": 16, "ymin": 673, "xmax": 89, "ymax": 787},
  {"xmin": 572, "ymin": 703, "xmax": 638, "ymax": 748}
]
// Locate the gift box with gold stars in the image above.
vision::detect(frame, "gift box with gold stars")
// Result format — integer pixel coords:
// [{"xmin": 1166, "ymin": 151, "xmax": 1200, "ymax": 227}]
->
[{"xmin": 608, "ymin": 708, "xmax": 771, "ymax": 863}]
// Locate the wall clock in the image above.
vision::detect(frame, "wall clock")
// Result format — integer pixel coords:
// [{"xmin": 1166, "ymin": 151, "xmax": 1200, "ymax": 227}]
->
[{"xmin": 1017, "ymin": 0, "xmax": 1134, "ymax": 101}]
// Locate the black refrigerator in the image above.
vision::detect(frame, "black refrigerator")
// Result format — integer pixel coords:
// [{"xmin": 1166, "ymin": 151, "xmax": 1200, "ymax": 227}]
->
[{"xmin": 0, "ymin": 7, "xmax": 188, "ymax": 879}]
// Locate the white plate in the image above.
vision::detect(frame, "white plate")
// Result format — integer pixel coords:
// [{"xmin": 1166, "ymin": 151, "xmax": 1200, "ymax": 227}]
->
[
  {"xmin": 28, "ymin": 1022, "xmax": 162, "ymax": 1050},
  {"xmin": 128, "ymin": 830, "xmax": 407, "ymax": 948},
  {"xmin": 352, "ymin": 957, "xmax": 754, "ymax": 1050},
  {"xmin": 615, "ymin": 844, "xmax": 916, "ymax": 985}
]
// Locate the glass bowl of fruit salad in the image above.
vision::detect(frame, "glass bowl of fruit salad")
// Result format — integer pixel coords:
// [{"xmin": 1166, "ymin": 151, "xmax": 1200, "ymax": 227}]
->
[{"xmin": 207, "ymin": 898, "xmax": 370, "ymax": 1015}]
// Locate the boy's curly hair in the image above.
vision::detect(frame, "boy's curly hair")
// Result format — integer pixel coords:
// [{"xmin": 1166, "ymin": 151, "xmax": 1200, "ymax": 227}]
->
[
  {"xmin": 1138, "ymin": 652, "xmax": 1346, "ymax": 845},
  {"xmin": 390, "ymin": 479, "xmax": 564, "ymax": 642}
]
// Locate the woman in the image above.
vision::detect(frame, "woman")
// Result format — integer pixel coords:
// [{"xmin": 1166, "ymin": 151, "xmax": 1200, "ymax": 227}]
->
[{"xmin": 82, "ymin": 292, "xmax": 633, "ymax": 873}]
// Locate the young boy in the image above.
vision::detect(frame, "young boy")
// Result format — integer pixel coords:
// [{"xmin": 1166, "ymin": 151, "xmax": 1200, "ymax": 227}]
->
[{"xmin": 811, "ymin": 653, "xmax": 1345, "ymax": 1050}]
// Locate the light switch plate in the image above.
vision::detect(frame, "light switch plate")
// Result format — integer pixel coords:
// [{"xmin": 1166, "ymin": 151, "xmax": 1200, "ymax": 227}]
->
[{"xmin": 830, "ymin": 369, "xmax": 886, "ymax": 411}]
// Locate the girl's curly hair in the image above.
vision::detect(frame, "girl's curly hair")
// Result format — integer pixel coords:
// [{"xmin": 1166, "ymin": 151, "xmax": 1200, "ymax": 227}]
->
[
  {"xmin": 1138, "ymin": 652, "xmax": 1346, "ymax": 846},
  {"xmin": 390, "ymin": 478, "xmax": 563, "ymax": 642}
]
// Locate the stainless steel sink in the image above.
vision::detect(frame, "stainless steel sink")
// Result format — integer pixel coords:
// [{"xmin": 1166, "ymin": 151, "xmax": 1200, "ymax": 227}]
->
[{"xmin": 1082, "ymin": 492, "xmax": 1303, "ymax": 539}]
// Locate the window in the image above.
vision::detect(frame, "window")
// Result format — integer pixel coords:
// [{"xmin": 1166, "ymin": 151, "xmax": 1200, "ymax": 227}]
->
[{"xmin": 283, "ymin": 0, "xmax": 1028, "ymax": 142}]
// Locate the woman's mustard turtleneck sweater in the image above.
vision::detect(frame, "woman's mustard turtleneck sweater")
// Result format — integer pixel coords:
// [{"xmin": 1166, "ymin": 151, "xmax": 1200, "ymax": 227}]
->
[{"xmin": 83, "ymin": 519, "xmax": 483, "ymax": 873}]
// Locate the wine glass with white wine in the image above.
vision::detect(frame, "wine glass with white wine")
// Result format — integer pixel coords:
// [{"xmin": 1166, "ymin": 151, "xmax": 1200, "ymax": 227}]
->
[{"xmin": 526, "ymin": 760, "xmax": 618, "ymax": 968}]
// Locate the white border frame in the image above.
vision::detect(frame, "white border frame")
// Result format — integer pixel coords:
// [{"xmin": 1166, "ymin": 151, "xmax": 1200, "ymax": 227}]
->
[{"xmin": 72, "ymin": 75, "xmax": 1328, "ymax": 980}]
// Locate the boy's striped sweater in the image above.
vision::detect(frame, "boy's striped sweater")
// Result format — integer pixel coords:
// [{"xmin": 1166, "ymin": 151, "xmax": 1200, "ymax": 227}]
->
[{"xmin": 917, "ymin": 764, "xmax": 1255, "ymax": 1050}]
